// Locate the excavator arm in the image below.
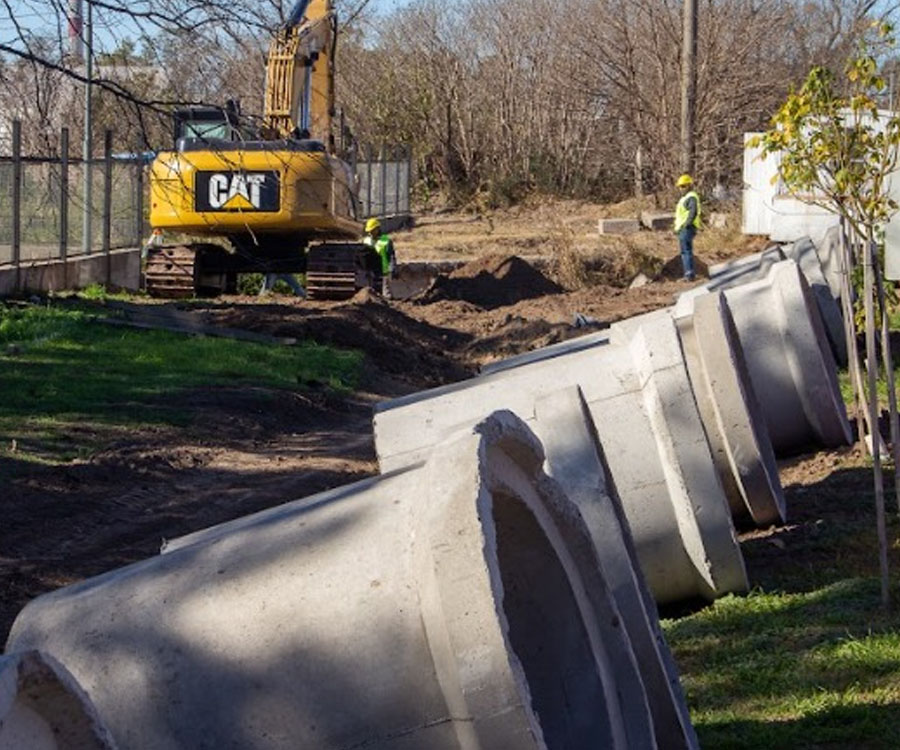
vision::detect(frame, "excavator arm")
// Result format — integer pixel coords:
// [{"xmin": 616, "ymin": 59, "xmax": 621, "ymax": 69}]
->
[{"xmin": 263, "ymin": 0, "xmax": 337, "ymax": 146}]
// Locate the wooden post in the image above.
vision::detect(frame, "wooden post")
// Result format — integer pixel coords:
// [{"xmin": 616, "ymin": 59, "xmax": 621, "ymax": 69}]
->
[
  {"xmin": 864, "ymin": 234, "xmax": 890, "ymax": 607},
  {"xmin": 840, "ymin": 219, "xmax": 867, "ymax": 446},
  {"xmin": 60, "ymin": 127, "xmax": 69, "ymax": 287},
  {"xmin": 679, "ymin": 0, "xmax": 698, "ymax": 175},
  {"xmin": 12, "ymin": 120, "xmax": 21, "ymax": 292},
  {"xmin": 102, "ymin": 129, "xmax": 112, "ymax": 283},
  {"xmin": 874, "ymin": 258, "xmax": 900, "ymax": 518}
]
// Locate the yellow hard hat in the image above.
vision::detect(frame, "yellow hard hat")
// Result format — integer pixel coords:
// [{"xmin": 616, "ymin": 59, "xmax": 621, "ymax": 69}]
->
[
  {"xmin": 365, "ymin": 218, "xmax": 381, "ymax": 233},
  {"xmin": 676, "ymin": 174, "xmax": 693, "ymax": 187}
]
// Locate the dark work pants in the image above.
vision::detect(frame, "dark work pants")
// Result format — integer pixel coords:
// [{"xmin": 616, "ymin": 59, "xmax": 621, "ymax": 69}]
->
[{"xmin": 679, "ymin": 226, "xmax": 696, "ymax": 279}]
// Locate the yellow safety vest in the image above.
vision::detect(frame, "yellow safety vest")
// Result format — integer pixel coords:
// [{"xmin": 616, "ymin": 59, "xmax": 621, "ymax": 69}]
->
[{"xmin": 674, "ymin": 190, "xmax": 702, "ymax": 232}]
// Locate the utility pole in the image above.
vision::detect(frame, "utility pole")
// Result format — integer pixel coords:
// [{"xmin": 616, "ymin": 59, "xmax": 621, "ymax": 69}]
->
[
  {"xmin": 680, "ymin": 0, "xmax": 698, "ymax": 176},
  {"xmin": 82, "ymin": 0, "xmax": 93, "ymax": 254}
]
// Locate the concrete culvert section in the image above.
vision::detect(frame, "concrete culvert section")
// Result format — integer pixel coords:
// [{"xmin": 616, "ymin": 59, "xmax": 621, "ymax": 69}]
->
[
  {"xmin": 671, "ymin": 294, "xmax": 786, "ymax": 527},
  {"xmin": 707, "ymin": 259, "xmax": 851, "ymax": 455},
  {"xmin": 6, "ymin": 412, "xmax": 657, "ymax": 750},
  {"xmin": 375, "ymin": 316, "xmax": 747, "ymax": 606},
  {"xmin": 782, "ymin": 237, "xmax": 847, "ymax": 365},
  {"xmin": 0, "ymin": 650, "xmax": 116, "ymax": 750},
  {"xmin": 534, "ymin": 387, "xmax": 699, "ymax": 749}
]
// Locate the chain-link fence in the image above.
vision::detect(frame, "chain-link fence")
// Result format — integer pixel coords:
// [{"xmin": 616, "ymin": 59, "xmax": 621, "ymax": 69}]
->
[
  {"xmin": 356, "ymin": 145, "xmax": 412, "ymax": 219},
  {"xmin": 0, "ymin": 123, "xmax": 145, "ymax": 268}
]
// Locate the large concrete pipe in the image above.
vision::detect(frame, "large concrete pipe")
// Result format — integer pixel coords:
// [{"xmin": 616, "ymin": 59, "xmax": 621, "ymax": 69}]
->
[
  {"xmin": 614, "ymin": 293, "xmax": 785, "ymax": 528},
  {"xmin": 6, "ymin": 412, "xmax": 660, "ymax": 750},
  {"xmin": 375, "ymin": 315, "xmax": 747, "ymax": 606},
  {"xmin": 708, "ymin": 242, "xmax": 846, "ymax": 365},
  {"xmin": 783, "ymin": 237, "xmax": 847, "ymax": 365},
  {"xmin": 480, "ymin": 330, "xmax": 611, "ymax": 376},
  {"xmin": 534, "ymin": 387, "xmax": 699, "ymax": 749},
  {"xmin": 708, "ymin": 245, "xmax": 786, "ymax": 286},
  {"xmin": 816, "ymin": 225, "xmax": 845, "ymax": 301},
  {"xmin": 683, "ymin": 259, "xmax": 851, "ymax": 455},
  {"xmin": 0, "ymin": 650, "xmax": 116, "ymax": 750}
]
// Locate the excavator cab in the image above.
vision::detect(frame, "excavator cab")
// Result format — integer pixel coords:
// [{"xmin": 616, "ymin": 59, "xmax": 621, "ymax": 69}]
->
[{"xmin": 172, "ymin": 102, "xmax": 244, "ymax": 145}]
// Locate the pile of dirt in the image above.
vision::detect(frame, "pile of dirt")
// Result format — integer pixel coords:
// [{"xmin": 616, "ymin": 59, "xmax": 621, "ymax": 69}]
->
[
  {"xmin": 420, "ymin": 254, "xmax": 562, "ymax": 309},
  {"xmin": 656, "ymin": 253, "xmax": 710, "ymax": 280},
  {"xmin": 204, "ymin": 295, "xmax": 473, "ymax": 389}
]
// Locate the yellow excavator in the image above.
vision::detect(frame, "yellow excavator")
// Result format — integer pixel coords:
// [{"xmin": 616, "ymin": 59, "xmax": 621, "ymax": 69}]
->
[{"xmin": 145, "ymin": 0, "xmax": 380, "ymax": 298}]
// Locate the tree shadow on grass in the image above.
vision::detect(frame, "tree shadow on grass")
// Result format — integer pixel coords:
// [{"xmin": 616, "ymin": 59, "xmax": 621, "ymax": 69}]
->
[{"xmin": 696, "ymin": 701, "xmax": 900, "ymax": 750}]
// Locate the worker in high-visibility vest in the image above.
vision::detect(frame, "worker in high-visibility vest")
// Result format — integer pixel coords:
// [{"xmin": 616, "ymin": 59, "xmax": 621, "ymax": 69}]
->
[
  {"xmin": 673, "ymin": 174, "xmax": 701, "ymax": 281},
  {"xmin": 363, "ymin": 218, "xmax": 396, "ymax": 298}
]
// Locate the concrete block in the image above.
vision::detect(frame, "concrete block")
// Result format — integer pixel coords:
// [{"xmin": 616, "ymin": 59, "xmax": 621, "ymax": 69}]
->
[
  {"xmin": 598, "ymin": 218, "xmax": 641, "ymax": 235},
  {"xmin": 375, "ymin": 319, "xmax": 747, "ymax": 605},
  {"xmin": 0, "ymin": 650, "xmax": 116, "ymax": 750},
  {"xmin": 535, "ymin": 387, "xmax": 699, "ymax": 749},
  {"xmin": 7, "ymin": 412, "xmax": 659, "ymax": 750},
  {"xmin": 640, "ymin": 211, "xmax": 675, "ymax": 231},
  {"xmin": 784, "ymin": 237, "xmax": 847, "ymax": 365},
  {"xmin": 699, "ymin": 260, "xmax": 852, "ymax": 454}
]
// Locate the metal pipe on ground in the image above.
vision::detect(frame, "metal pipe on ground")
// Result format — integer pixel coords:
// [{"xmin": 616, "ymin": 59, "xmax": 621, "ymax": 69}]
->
[
  {"xmin": 6, "ymin": 412, "xmax": 661, "ymax": 750},
  {"xmin": 375, "ymin": 314, "xmax": 747, "ymax": 606}
]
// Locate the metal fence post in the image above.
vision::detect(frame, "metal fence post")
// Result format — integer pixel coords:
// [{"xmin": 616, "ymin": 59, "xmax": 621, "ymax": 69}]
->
[
  {"xmin": 134, "ymin": 157, "xmax": 144, "ymax": 247},
  {"xmin": 380, "ymin": 143, "xmax": 387, "ymax": 217},
  {"xmin": 102, "ymin": 129, "xmax": 112, "ymax": 282},
  {"xmin": 12, "ymin": 119, "xmax": 21, "ymax": 291},
  {"xmin": 394, "ymin": 145, "xmax": 401, "ymax": 216},
  {"xmin": 406, "ymin": 144, "xmax": 413, "ymax": 214},
  {"xmin": 365, "ymin": 143, "xmax": 374, "ymax": 218},
  {"xmin": 60, "ymin": 127, "xmax": 69, "ymax": 287}
]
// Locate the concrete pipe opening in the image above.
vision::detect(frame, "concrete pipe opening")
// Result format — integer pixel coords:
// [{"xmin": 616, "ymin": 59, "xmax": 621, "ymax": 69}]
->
[{"xmin": 490, "ymin": 489, "xmax": 613, "ymax": 748}]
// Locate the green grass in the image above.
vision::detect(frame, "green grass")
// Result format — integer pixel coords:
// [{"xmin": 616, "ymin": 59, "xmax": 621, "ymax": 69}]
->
[
  {"xmin": 662, "ymin": 362, "xmax": 900, "ymax": 748},
  {"xmin": 0, "ymin": 302, "xmax": 363, "ymax": 465},
  {"xmin": 664, "ymin": 581, "xmax": 900, "ymax": 748}
]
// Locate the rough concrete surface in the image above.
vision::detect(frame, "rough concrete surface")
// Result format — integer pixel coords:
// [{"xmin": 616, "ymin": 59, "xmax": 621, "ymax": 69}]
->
[
  {"xmin": 0, "ymin": 248, "xmax": 142, "ymax": 296},
  {"xmin": 6, "ymin": 412, "xmax": 660, "ymax": 750},
  {"xmin": 535, "ymin": 387, "xmax": 699, "ymax": 749},
  {"xmin": 598, "ymin": 218, "xmax": 641, "ymax": 235},
  {"xmin": 673, "ymin": 294, "xmax": 786, "ymax": 527},
  {"xmin": 783, "ymin": 237, "xmax": 847, "ymax": 365},
  {"xmin": 375, "ymin": 317, "xmax": 748, "ymax": 605},
  {"xmin": 640, "ymin": 211, "xmax": 674, "ymax": 231},
  {"xmin": 0, "ymin": 650, "xmax": 116, "ymax": 750},
  {"xmin": 707, "ymin": 260, "xmax": 852, "ymax": 455}
]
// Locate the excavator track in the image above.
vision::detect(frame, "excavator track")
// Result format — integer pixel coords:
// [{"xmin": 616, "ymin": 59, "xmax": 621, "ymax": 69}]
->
[
  {"xmin": 144, "ymin": 245, "xmax": 198, "ymax": 298},
  {"xmin": 306, "ymin": 243, "xmax": 377, "ymax": 300}
]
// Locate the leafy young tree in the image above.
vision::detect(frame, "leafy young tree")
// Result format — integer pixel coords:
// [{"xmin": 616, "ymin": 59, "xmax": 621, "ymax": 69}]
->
[{"xmin": 752, "ymin": 23, "xmax": 900, "ymax": 606}]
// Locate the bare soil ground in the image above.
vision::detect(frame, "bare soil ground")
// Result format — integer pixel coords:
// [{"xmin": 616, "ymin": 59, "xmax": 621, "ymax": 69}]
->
[{"xmin": 0, "ymin": 202, "xmax": 846, "ymax": 641}]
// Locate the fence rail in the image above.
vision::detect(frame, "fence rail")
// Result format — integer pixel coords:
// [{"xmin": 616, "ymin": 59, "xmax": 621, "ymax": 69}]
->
[
  {"xmin": 0, "ymin": 123, "xmax": 145, "ymax": 285},
  {"xmin": 0, "ymin": 122, "xmax": 412, "ymax": 287}
]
